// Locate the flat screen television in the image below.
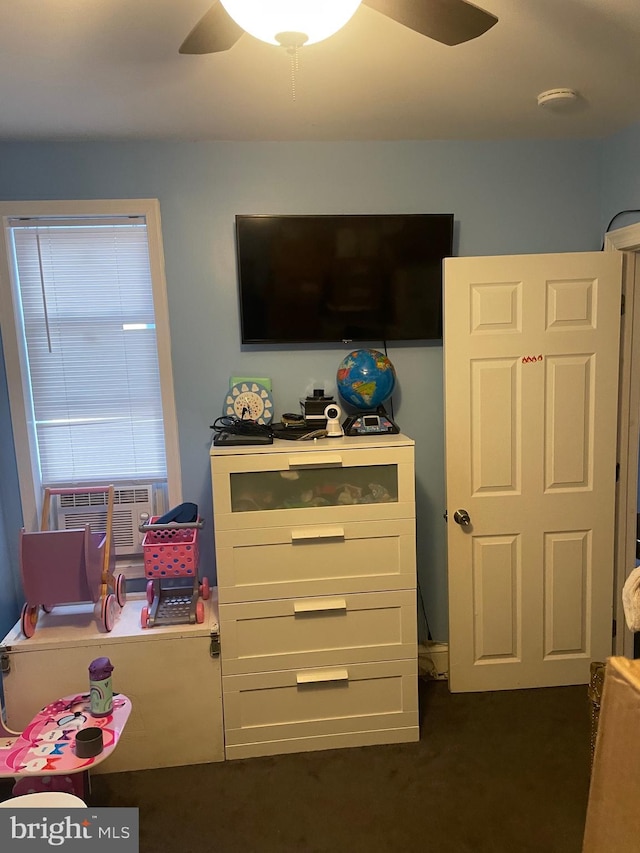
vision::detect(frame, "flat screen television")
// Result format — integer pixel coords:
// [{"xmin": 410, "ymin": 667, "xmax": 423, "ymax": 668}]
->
[{"xmin": 235, "ymin": 213, "xmax": 454, "ymax": 344}]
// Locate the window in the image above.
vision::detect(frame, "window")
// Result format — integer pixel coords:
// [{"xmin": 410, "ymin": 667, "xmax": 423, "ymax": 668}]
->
[{"xmin": 0, "ymin": 200, "xmax": 181, "ymax": 567}]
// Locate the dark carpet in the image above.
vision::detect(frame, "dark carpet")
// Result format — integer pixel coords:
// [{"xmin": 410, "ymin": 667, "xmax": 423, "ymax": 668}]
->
[
  {"xmin": 0, "ymin": 679, "xmax": 591, "ymax": 851},
  {"xmin": 83, "ymin": 679, "xmax": 592, "ymax": 853}
]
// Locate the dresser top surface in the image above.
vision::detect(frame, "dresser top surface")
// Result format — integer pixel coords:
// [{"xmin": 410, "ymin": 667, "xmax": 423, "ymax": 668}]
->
[{"xmin": 210, "ymin": 433, "xmax": 414, "ymax": 457}]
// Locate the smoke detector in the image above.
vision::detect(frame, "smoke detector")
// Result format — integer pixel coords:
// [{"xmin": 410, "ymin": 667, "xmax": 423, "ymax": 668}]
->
[{"xmin": 537, "ymin": 88, "xmax": 579, "ymax": 109}]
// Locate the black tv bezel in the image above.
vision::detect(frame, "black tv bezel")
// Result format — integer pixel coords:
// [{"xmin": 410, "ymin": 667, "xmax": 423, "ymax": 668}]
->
[{"xmin": 235, "ymin": 213, "xmax": 454, "ymax": 345}]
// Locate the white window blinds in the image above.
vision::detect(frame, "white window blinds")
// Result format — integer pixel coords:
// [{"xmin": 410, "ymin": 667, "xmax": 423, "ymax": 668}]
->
[{"xmin": 9, "ymin": 217, "xmax": 168, "ymax": 485}]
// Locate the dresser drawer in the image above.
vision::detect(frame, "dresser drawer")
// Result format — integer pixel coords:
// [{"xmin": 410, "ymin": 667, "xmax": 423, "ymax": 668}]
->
[
  {"xmin": 222, "ymin": 659, "xmax": 419, "ymax": 759},
  {"xmin": 219, "ymin": 589, "xmax": 416, "ymax": 675},
  {"xmin": 215, "ymin": 518, "xmax": 416, "ymax": 603},
  {"xmin": 211, "ymin": 445, "xmax": 415, "ymax": 531}
]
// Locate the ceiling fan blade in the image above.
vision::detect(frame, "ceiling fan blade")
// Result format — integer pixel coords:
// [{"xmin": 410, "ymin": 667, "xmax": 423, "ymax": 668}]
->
[
  {"xmin": 179, "ymin": 1, "xmax": 244, "ymax": 55},
  {"xmin": 362, "ymin": 0, "xmax": 498, "ymax": 46}
]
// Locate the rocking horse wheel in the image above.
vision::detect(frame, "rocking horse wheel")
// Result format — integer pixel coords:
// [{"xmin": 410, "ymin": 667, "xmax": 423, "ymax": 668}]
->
[
  {"xmin": 101, "ymin": 593, "xmax": 117, "ymax": 632},
  {"xmin": 20, "ymin": 603, "xmax": 39, "ymax": 638},
  {"xmin": 115, "ymin": 573, "xmax": 127, "ymax": 607}
]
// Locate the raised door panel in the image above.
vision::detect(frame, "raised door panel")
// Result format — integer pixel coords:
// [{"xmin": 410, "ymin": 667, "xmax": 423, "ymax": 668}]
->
[
  {"xmin": 471, "ymin": 358, "xmax": 521, "ymax": 495},
  {"xmin": 543, "ymin": 530, "xmax": 591, "ymax": 658},
  {"xmin": 544, "ymin": 355, "xmax": 594, "ymax": 491},
  {"xmin": 471, "ymin": 534, "xmax": 521, "ymax": 663}
]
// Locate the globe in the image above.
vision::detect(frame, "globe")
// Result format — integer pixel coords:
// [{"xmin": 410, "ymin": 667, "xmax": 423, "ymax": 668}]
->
[{"xmin": 336, "ymin": 349, "xmax": 397, "ymax": 411}]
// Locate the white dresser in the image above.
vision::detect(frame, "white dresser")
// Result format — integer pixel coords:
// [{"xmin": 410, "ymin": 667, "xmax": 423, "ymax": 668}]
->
[{"xmin": 210, "ymin": 433, "xmax": 419, "ymax": 760}]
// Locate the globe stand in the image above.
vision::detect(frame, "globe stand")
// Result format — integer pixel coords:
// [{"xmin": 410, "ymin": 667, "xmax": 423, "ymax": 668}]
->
[{"xmin": 343, "ymin": 404, "xmax": 399, "ymax": 436}]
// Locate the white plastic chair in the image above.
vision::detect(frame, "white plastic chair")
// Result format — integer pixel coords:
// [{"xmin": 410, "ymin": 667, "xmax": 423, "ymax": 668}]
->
[{"xmin": 0, "ymin": 791, "xmax": 87, "ymax": 807}]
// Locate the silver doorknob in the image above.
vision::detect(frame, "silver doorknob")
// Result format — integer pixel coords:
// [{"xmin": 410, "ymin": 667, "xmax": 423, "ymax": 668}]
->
[{"xmin": 453, "ymin": 509, "xmax": 471, "ymax": 526}]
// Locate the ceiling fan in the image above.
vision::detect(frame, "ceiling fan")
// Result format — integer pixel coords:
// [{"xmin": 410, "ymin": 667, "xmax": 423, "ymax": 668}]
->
[{"xmin": 179, "ymin": 0, "xmax": 498, "ymax": 55}]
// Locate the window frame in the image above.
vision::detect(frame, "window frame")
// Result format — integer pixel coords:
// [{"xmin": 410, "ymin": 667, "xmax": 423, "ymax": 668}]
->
[{"xmin": 0, "ymin": 199, "xmax": 182, "ymax": 532}]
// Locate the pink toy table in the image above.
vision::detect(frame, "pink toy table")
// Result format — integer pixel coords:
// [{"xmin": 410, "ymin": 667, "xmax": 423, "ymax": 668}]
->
[{"xmin": 0, "ymin": 693, "xmax": 131, "ymax": 799}]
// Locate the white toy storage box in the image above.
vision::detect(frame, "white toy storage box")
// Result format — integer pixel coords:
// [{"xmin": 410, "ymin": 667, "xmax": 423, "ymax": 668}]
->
[{"xmin": 0, "ymin": 595, "xmax": 224, "ymax": 773}]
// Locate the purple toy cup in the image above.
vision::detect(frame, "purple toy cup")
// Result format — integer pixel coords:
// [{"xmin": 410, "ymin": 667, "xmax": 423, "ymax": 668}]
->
[{"xmin": 89, "ymin": 656, "xmax": 114, "ymax": 717}]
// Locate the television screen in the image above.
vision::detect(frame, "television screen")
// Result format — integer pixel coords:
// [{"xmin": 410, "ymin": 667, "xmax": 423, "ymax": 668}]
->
[{"xmin": 235, "ymin": 213, "xmax": 454, "ymax": 344}]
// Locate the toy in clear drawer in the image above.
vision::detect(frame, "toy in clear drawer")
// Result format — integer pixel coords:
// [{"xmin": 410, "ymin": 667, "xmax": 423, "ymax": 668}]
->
[{"xmin": 139, "ymin": 512, "xmax": 209, "ymax": 628}]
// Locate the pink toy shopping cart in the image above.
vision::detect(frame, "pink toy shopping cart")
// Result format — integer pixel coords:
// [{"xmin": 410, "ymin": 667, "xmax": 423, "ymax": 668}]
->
[
  {"xmin": 19, "ymin": 486, "xmax": 126, "ymax": 637},
  {"xmin": 139, "ymin": 516, "xmax": 209, "ymax": 628}
]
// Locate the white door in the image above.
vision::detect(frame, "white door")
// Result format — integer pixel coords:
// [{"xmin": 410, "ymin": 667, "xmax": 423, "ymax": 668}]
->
[{"xmin": 444, "ymin": 252, "xmax": 623, "ymax": 692}]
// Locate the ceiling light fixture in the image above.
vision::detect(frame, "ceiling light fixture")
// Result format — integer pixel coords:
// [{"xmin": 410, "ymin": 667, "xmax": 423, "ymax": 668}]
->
[
  {"xmin": 537, "ymin": 88, "xmax": 579, "ymax": 109},
  {"xmin": 219, "ymin": 0, "xmax": 362, "ymax": 50}
]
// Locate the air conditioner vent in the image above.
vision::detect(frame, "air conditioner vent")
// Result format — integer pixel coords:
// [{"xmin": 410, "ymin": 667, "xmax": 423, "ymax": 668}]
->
[
  {"xmin": 59, "ymin": 487, "xmax": 153, "ymax": 509},
  {"xmin": 55, "ymin": 485, "xmax": 154, "ymax": 556},
  {"xmin": 113, "ymin": 510, "xmax": 138, "ymax": 551}
]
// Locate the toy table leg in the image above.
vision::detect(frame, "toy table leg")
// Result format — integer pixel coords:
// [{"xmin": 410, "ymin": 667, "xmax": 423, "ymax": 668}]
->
[{"xmin": 12, "ymin": 770, "xmax": 87, "ymax": 800}]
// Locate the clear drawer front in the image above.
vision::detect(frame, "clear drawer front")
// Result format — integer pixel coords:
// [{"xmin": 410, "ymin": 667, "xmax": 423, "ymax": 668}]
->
[{"xmin": 230, "ymin": 464, "xmax": 398, "ymax": 513}]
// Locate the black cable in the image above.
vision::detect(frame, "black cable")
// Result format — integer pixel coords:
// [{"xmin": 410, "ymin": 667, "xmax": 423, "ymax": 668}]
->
[
  {"xmin": 417, "ymin": 578, "xmax": 433, "ymax": 642},
  {"xmin": 210, "ymin": 415, "xmax": 273, "ymax": 439},
  {"xmin": 382, "ymin": 339, "xmax": 395, "ymax": 420},
  {"xmin": 601, "ymin": 209, "xmax": 640, "ymax": 250}
]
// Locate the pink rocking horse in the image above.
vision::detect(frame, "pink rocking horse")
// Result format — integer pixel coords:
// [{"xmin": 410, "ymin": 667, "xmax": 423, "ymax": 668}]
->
[{"xmin": 19, "ymin": 486, "xmax": 126, "ymax": 637}]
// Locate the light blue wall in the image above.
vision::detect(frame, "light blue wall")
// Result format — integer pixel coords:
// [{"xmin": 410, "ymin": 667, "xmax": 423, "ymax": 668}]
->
[
  {"xmin": 0, "ymin": 137, "xmax": 606, "ymax": 641},
  {"xmin": 601, "ymin": 122, "xmax": 640, "ymax": 543},
  {"xmin": 0, "ymin": 328, "xmax": 22, "ymax": 639},
  {"xmin": 601, "ymin": 122, "xmax": 640, "ymax": 234}
]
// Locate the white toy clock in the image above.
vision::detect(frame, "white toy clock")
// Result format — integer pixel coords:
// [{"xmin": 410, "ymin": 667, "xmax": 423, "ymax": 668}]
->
[{"xmin": 225, "ymin": 381, "xmax": 274, "ymax": 425}]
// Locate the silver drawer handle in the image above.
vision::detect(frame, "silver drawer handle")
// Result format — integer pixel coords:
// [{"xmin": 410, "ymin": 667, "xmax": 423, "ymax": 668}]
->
[
  {"xmin": 294, "ymin": 598, "xmax": 347, "ymax": 614},
  {"xmin": 296, "ymin": 668, "xmax": 349, "ymax": 685},
  {"xmin": 291, "ymin": 526, "xmax": 345, "ymax": 542},
  {"xmin": 287, "ymin": 454, "xmax": 343, "ymax": 468}
]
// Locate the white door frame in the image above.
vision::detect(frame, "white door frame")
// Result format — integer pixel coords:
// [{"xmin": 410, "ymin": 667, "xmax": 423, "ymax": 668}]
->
[{"xmin": 605, "ymin": 222, "xmax": 640, "ymax": 658}]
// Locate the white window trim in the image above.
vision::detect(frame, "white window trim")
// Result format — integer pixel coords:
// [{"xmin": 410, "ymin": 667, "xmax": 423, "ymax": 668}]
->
[{"xmin": 0, "ymin": 198, "xmax": 182, "ymax": 532}]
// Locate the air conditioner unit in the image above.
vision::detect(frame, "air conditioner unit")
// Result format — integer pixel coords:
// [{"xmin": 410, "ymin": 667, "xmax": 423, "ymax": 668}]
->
[{"xmin": 56, "ymin": 485, "xmax": 154, "ymax": 557}]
